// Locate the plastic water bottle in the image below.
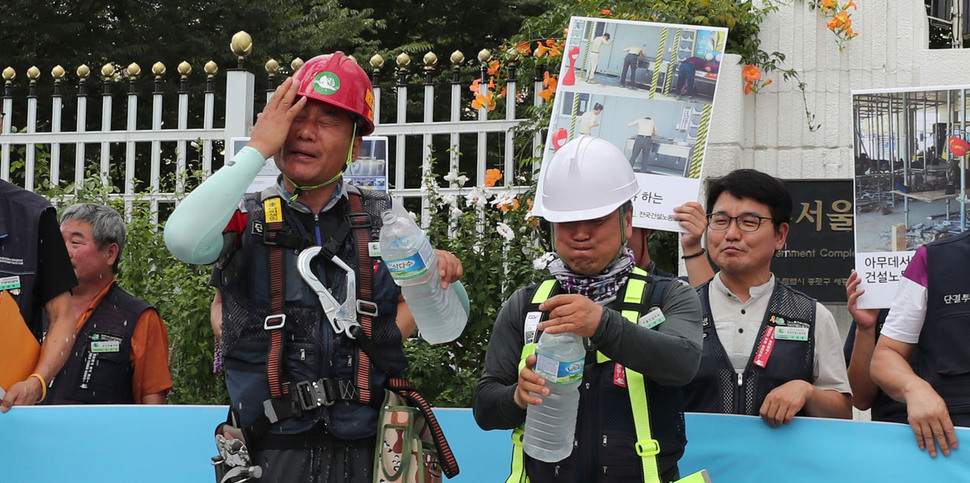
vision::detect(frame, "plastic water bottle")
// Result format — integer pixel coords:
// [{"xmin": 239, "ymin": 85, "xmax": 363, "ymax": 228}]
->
[
  {"xmin": 523, "ymin": 331, "xmax": 585, "ymax": 462},
  {"xmin": 379, "ymin": 206, "xmax": 468, "ymax": 344}
]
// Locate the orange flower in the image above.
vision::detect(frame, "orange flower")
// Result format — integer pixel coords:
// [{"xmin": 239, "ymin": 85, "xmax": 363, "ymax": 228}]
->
[
  {"xmin": 487, "ymin": 60, "xmax": 500, "ymax": 77},
  {"xmin": 542, "ymin": 71, "xmax": 558, "ymax": 90},
  {"xmin": 834, "ymin": 11, "xmax": 849, "ymax": 24},
  {"xmin": 744, "ymin": 82, "xmax": 754, "ymax": 95},
  {"xmin": 762, "ymin": 79, "xmax": 773, "ymax": 87},
  {"xmin": 469, "ymin": 78, "xmax": 481, "ymax": 93},
  {"xmin": 539, "ymin": 39, "xmax": 563, "ymax": 58},
  {"xmin": 515, "ymin": 41, "xmax": 532, "ymax": 56},
  {"xmin": 472, "ymin": 93, "xmax": 496, "ymax": 111},
  {"xmin": 820, "ymin": 0, "xmax": 835, "ymax": 8},
  {"xmin": 845, "ymin": 0, "xmax": 857, "ymax": 9},
  {"xmin": 600, "ymin": 9, "xmax": 612, "ymax": 16},
  {"xmin": 827, "ymin": 18, "xmax": 840, "ymax": 29},
  {"xmin": 535, "ymin": 43, "xmax": 550, "ymax": 57},
  {"xmin": 742, "ymin": 65, "xmax": 761, "ymax": 82},
  {"xmin": 499, "ymin": 198, "xmax": 520, "ymax": 212},
  {"xmin": 538, "ymin": 72, "xmax": 558, "ymax": 101},
  {"xmin": 485, "ymin": 168, "xmax": 502, "ymax": 187}
]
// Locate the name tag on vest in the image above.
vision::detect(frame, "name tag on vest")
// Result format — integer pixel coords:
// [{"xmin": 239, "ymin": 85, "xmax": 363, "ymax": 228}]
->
[
  {"xmin": 90, "ymin": 333, "xmax": 122, "ymax": 353},
  {"xmin": 774, "ymin": 326, "xmax": 809, "ymax": 342}
]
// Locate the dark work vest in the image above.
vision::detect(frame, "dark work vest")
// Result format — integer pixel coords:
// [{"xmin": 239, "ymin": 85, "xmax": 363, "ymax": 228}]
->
[
  {"xmin": 524, "ymin": 274, "xmax": 686, "ymax": 482},
  {"xmin": 215, "ymin": 185, "xmax": 406, "ymax": 439},
  {"xmin": 919, "ymin": 230, "xmax": 970, "ymax": 426},
  {"xmin": 683, "ymin": 280, "xmax": 815, "ymax": 416},
  {"xmin": 45, "ymin": 283, "xmax": 148, "ymax": 404},
  {"xmin": 0, "ymin": 180, "xmax": 53, "ymax": 339}
]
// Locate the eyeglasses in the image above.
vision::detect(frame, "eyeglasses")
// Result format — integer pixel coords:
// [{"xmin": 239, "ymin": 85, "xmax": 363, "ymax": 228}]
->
[{"xmin": 706, "ymin": 212, "xmax": 774, "ymax": 232}]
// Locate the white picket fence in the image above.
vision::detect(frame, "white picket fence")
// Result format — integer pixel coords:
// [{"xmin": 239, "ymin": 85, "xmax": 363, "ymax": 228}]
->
[{"xmin": 0, "ymin": 49, "xmax": 544, "ymax": 220}]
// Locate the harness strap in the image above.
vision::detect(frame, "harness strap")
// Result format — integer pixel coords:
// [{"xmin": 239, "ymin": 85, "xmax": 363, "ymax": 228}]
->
[
  {"xmin": 348, "ymin": 193, "xmax": 376, "ymax": 405},
  {"xmin": 263, "ymin": 197, "xmax": 288, "ymax": 400},
  {"xmin": 506, "ymin": 428, "xmax": 528, "ymax": 483},
  {"xmin": 623, "ymin": 270, "xmax": 668, "ymax": 483}
]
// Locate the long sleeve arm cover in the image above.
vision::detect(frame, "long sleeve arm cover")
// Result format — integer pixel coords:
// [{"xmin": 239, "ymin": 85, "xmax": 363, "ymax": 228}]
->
[{"xmin": 164, "ymin": 146, "xmax": 267, "ymax": 264}]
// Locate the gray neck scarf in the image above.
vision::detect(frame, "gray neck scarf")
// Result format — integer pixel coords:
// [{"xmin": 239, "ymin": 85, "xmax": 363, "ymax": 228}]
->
[{"xmin": 547, "ymin": 247, "xmax": 636, "ymax": 306}]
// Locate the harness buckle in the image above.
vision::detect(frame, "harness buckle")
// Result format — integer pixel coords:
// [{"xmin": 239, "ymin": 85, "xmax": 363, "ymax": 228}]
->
[
  {"xmin": 635, "ymin": 439, "xmax": 661, "ymax": 457},
  {"xmin": 263, "ymin": 314, "xmax": 286, "ymax": 330},
  {"xmin": 295, "ymin": 379, "xmax": 334, "ymax": 410},
  {"xmin": 261, "ymin": 226, "xmax": 285, "ymax": 247},
  {"xmin": 348, "ymin": 212, "xmax": 372, "ymax": 229},
  {"xmin": 357, "ymin": 300, "xmax": 379, "ymax": 317}
]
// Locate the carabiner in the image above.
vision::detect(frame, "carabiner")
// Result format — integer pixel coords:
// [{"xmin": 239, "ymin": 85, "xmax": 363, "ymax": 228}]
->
[{"xmin": 296, "ymin": 247, "xmax": 361, "ymax": 338}]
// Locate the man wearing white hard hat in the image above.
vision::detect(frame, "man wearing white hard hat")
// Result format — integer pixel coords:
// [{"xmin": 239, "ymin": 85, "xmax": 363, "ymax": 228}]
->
[{"xmin": 473, "ymin": 136, "xmax": 703, "ymax": 482}]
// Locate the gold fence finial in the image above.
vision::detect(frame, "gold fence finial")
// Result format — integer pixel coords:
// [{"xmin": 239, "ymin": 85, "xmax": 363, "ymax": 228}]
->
[
  {"xmin": 370, "ymin": 54, "xmax": 385, "ymax": 72},
  {"xmin": 127, "ymin": 63, "xmax": 141, "ymax": 78},
  {"xmin": 424, "ymin": 52, "xmax": 438, "ymax": 70},
  {"xmin": 231, "ymin": 31, "xmax": 253, "ymax": 60},
  {"xmin": 204, "ymin": 61, "xmax": 218, "ymax": 77},
  {"xmin": 77, "ymin": 65, "xmax": 90, "ymax": 80},
  {"xmin": 101, "ymin": 63, "xmax": 115, "ymax": 80},
  {"xmin": 2, "ymin": 67, "xmax": 14, "ymax": 84},
  {"xmin": 265, "ymin": 59, "xmax": 280, "ymax": 76},
  {"xmin": 478, "ymin": 49, "xmax": 492, "ymax": 64},
  {"xmin": 27, "ymin": 66, "xmax": 40, "ymax": 81},
  {"xmin": 178, "ymin": 61, "xmax": 192, "ymax": 78},
  {"xmin": 152, "ymin": 62, "xmax": 166, "ymax": 79},
  {"xmin": 51, "ymin": 65, "xmax": 66, "ymax": 81},
  {"xmin": 506, "ymin": 48, "xmax": 520, "ymax": 63},
  {"xmin": 396, "ymin": 52, "xmax": 411, "ymax": 70},
  {"xmin": 451, "ymin": 51, "xmax": 464, "ymax": 67},
  {"xmin": 291, "ymin": 58, "xmax": 304, "ymax": 73}
]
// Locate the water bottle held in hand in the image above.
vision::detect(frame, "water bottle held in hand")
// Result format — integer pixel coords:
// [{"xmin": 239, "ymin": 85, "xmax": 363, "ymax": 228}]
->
[
  {"xmin": 379, "ymin": 205, "xmax": 467, "ymax": 344},
  {"xmin": 523, "ymin": 331, "xmax": 585, "ymax": 463}
]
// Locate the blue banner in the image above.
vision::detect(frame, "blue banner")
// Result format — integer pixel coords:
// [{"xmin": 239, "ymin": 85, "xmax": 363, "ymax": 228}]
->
[{"xmin": 2, "ymin": 406, "xmax": 968, "ymax": 482}]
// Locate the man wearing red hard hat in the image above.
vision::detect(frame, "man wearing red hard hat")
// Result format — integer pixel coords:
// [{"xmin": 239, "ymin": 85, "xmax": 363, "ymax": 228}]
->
[{"xmin": 166, "ymin": 53, "xmax": 463, "ymax": 482}]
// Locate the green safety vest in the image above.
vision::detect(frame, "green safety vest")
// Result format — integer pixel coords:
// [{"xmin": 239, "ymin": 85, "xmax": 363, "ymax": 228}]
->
[{"xmin": 506, "ymin": 267, "xmax": 710, "ymax": 483}]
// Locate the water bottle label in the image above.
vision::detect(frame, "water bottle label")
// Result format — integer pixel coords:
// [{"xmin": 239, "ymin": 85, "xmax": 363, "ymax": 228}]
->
[
  {"xmin": 534, "ymin": 353, "xmax": 584, "ymax": 385},
  {"xmin": 384, "ymin": 238, "xmax": 434, "ymax": 281}
]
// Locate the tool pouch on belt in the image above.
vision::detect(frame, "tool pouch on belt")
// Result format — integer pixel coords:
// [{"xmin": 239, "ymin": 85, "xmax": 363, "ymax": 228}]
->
[
  {"xmin": 373, "ymin": 379, "xmax": 459, "ymax": 482},
  {"xmin": 374, "ymin": 389, "xmax": 441, "ymax": 483}
]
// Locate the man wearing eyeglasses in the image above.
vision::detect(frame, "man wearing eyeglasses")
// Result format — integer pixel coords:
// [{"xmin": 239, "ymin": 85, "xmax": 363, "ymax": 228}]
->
[{"xmin": 678, "ymin": 169, "xmax": 851, "ymax": 427}]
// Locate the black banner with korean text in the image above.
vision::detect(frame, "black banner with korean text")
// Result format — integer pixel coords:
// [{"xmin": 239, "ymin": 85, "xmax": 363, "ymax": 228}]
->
[{"xmin": 771, "ymin": 180, "xmax": 854, "ymax": 303}]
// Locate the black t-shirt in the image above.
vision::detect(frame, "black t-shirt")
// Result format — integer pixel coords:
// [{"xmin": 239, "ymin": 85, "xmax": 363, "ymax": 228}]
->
[{"xmin": 35, "ymin": 208, "xmax": 77, "ymax": 306}]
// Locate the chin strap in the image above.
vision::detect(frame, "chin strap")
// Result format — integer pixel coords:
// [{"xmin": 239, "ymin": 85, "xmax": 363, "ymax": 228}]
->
[{"xmin": 285, "ymin": 124, "xmax": 358, "ymax": 202}]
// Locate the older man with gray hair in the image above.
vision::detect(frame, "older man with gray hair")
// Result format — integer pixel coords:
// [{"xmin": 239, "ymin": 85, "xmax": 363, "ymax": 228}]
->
[{"xmin": 43, "ymin": 203, "xmax": 172, "ymax": 405}]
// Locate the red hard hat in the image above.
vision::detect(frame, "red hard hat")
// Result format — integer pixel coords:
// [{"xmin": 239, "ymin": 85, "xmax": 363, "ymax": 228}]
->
[{"xmin": 293, "ymin": 52, "xmax": 375, "ymax": 135}]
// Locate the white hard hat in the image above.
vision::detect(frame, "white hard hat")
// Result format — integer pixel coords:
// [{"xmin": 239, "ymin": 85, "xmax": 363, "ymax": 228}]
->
[{"xmin": 537, "ymin": 136, "xmax": 639, "ymax": 223}]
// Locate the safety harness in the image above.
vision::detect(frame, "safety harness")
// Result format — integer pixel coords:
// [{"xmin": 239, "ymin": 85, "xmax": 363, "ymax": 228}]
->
[
  {"xmin": 230, "ymin": 189, "xmax": 458, "ymax": 478},
  {"xmin": 507, "ymin": 268, "xmax": 710, "ymax": 483}
]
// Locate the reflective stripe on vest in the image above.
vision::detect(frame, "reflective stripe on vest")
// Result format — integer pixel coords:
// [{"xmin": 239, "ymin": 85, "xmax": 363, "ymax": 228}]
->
[{"xmin": 506, "ymin": 267, "xmax": 665, "ymax": 483}]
